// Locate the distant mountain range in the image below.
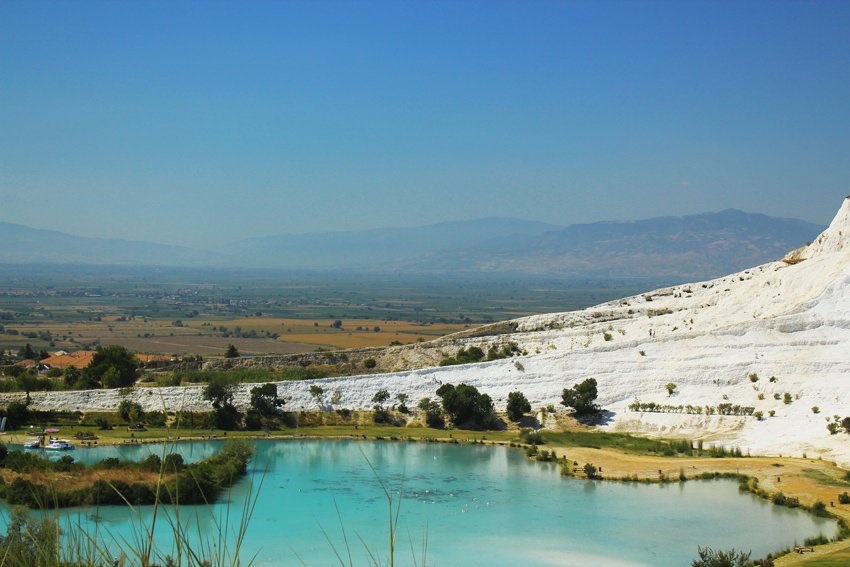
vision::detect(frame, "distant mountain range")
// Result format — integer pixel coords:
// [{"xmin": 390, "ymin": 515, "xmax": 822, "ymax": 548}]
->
[
  {"xmin": 220, "ymin": 218, "xmax": 560, "ymax": 268},
  {"xmin": 0, "ymin": 222, "xmax": 222, "ymax": 267},
  {"xmin": 0, "ymin": 210, "xmax": 824, "ymax": 280},
  {"xmin": 398, "ymin": 209, "xmax": 824, "ymax": 279}
]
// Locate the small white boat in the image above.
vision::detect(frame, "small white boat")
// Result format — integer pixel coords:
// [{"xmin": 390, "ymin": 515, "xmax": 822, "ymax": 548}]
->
[
  {"xmin": 23, "ymin": 439, "xmax": 41, "ymax": 449},
  {"xmin": 44, "ymin": 440, "xmax": 75, "ymax": 451}
]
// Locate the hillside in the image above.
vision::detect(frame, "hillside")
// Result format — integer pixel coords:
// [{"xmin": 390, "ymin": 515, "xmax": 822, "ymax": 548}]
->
[
  {"xmin": 14, "ymin": 198, "xmax": 850, "ymax": 467},
  {"xmin": 220, "ymin": 217, "xmax": 560, "ymax": 268},
  {"xmin": 0, "ymin": 210, "xmax": 823, "ymax": 280},
  {"xmin": 402, "ymin": 209, "xmax": 824, "ymax": 279},
  {"xmin": 0, "ymin": 222, "xmax": 223, "ymax": 267}
]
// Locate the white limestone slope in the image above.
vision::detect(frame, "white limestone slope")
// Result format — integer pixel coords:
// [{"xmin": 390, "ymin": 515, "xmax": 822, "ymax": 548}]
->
[
  {"xmin": 306, "ymin": 196, "xmax": 850, "ymax": 466},
  {"xmin": 13, "ymin": 199, "xmax": 850, "ymax": 466}
]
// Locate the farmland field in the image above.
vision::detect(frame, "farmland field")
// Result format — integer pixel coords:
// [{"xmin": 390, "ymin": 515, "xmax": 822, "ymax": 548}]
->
[{"xmin": 0, "ymin": 265, "xmax": 672, "ymax": 356}]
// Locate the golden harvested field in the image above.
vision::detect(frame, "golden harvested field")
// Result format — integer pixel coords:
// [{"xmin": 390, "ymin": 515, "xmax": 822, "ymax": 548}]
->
[
  {"xmin": 3, "ymin": 316, "xmax": 467, "ymax": 356},
  {"xmin": 184, "ymin": 317, "xmax": 467, "ymax": 349}
]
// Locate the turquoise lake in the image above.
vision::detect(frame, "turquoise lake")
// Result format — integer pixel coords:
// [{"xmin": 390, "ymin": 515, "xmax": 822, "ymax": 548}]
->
[{"xmin": 2, "ymin": 440, "xmax": 836, "ymax": 566}]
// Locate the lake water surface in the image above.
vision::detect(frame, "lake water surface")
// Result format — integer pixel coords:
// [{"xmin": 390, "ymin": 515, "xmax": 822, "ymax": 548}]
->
[{"xmin": 3, "ymin": 440, "xmax": 836, "ymax": 566}]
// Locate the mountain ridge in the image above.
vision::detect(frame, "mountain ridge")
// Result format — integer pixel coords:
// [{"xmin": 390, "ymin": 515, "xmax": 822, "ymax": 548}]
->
[{"xmin": 0, "ymin": 210, "xmax": 824, "ymax": 280}]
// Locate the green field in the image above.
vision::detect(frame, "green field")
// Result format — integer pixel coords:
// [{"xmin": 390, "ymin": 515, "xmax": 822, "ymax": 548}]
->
[{"xmin": 0, "ymin": 265, "xmax": 671, "ymax": 356}]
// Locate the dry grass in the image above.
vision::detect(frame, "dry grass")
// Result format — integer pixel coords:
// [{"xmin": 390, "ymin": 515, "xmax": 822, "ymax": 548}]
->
[
  {"xmin": 187, "ymin": 317, "xmax": 465, "ymax": 350},
  {"xmin": 537, "ymin": 445, "xmax": 850, "ymax": 565},
  {"xmin": 0, "ymin": 466, "xmax": 165, "ymax": 492}
]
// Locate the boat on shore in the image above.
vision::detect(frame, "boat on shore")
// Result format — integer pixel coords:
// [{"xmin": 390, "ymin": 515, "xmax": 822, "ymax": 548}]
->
[{"xmin": 44, "ymin": 440, "xmax": 75, "ymax": 451}]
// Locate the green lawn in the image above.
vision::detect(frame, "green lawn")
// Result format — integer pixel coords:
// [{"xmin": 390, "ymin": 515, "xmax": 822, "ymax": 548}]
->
[
  {"xmin": 801, "ymin": 549, "xmax": 850, "ymax": 566},
  {"xmin": 803, "ymin": 468, "xmax": 850, "ymax": 487},
  {"xmin": 539, "ymin": 430, "xmax": 701, "ymax": 455}
]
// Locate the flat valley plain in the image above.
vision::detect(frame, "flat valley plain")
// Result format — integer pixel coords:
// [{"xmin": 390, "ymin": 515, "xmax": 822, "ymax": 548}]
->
[{"xmin": 0, "ymin": 265, "xmax": 670, "ymax": 356}]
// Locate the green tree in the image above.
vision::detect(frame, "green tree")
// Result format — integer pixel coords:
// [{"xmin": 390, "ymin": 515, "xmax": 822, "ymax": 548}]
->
[
  {"xmin": 83, "ymin": 345, "xmax": 139, "ymax": 389},
  {"xmin": 4, "ymin": 401, "xmax": 30, "ymax": 429},
  {"xmin": 308, "ymin": 384, "xmax": 325, "ymax": 408},
  {"xmin": 62, "ymin": 366, "xmax": 81, "ymax": 388},
  {"xmin": 396, "ymin": 392, "xmax": 410, "ymax": 414},
  {"xmin": 435, "ymin": 383, "xmax": 498, "ymax": 429},
  {"xmin": 506, "ymin": 391, "xmax": 531, "ymax": 422},
  {"xmin": 418, "ymin": 397, "xmax": 445, "ymax": 429},
  {"xmin": 224, "ymin": 344, "xmax": 240, "ymax": 358},
  {"xmin": 118, "ymin": 399, "xmax": 144, "ymax": 424},
  {"xmin": 583, "ymin": 463, "xmax": 600, "ymax": 479},
  {"xmin": 371, "ymin": 389, "xmax": 393, "ymax": 424},
  {"xmin": 371, "ymin": 389, "xmax": 390, "ymax": 407},
  {"xmin": 15, "ymin": 372, "xmax": 39, "ymax": 402},
  {"xmin": 666, "ymin": 383, "xmax": 677, "ymax": 396},
  {"xmin": 561, "ymin": 378, "xmax": 600, "ymax": 417},
  {"xmin": 250, "ymin": 383, "xmax": 285, "ymax": 417},
  {"xmin": 202, "ymin": 375, "xmax": 241, "ymax": 430}
]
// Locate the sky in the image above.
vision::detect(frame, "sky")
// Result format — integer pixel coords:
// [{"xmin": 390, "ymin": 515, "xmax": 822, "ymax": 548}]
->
[{"xmin": 1, "ymin": 0, "xmax": 849, "ymax": 249}]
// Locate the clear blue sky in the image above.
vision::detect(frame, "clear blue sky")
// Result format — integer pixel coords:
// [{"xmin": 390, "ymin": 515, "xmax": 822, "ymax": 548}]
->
[{"xmin": 1, "ymin": 1, "xmax": 849, "ymax": 248}]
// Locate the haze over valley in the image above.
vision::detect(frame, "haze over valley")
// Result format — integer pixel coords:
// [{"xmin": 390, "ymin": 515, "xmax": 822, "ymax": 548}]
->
[{"xmin": 2, "ymin": 1, "xmax": 850, "ymax": 565}]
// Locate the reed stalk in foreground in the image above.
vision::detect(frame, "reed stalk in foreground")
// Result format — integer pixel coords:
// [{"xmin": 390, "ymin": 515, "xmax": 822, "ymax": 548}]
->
[
  {"xmin": 313, "ymin": 448, "xmax": 428, "ymax": 567},
  {"xmin": 0, "ymin": 392, "xmax": 263, "ymax": 566}
]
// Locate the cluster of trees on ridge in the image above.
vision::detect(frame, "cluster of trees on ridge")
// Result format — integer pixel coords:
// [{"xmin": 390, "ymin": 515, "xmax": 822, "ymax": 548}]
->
[{"xmin": 195, "ymin": 375, "xmax": 604, "ymax": 432}]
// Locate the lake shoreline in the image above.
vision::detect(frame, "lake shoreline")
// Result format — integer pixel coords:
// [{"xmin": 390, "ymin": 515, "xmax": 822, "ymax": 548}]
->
[{"xmin": 5, "ymin": 425, "xmax": 850, "ymax": 564}]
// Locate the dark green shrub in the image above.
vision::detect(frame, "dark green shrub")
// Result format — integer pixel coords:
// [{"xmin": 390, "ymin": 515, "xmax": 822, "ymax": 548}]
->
[
  {"xmin": 811, "ymin": 500, "xmax": 829, "ymax": 517},
  {"xmin": 506, "ymin": 391, "xmax": 531, "ymax": 422},
  {"xmin": 561, "ymin": 378, "xmax": 600, "ymax": 417},
  {"xmin": 141, "ymin": 454, "xmax": 162, "ymax": 473},
  {"xmin": 243, "ymin": 409, "xmax": 263, "ymax": 430},
  {"xmin": 435, "ymin": 383, "xmax": 498, "ymax": 429},
  {"xmin": 6, "ymin": 478, "xmax": 47, "ymax": 507},
  {"xmin": 4, "ymin": 401, "xmax": 30, "ymax": 429},
  {"xmin": 372, "ymin": 406, "xmax": 395, "ymax": 425},
  {"xmin": 583, "ymin": 463, "xmax": 600, "ymax": 479},
  {"xmin": 519, "ymin": 428, "xmax": 543, "ymax": 445},
  {"xmin": 439, "ymin": 346, "xmax": 485, "ymax": 367},
  {"xmin": 145, "ymin": 411, "xmax": 167, "ymax": 427},
  {"xmin": 97, "ymin": 457, "xmax": 121, "ymax": 469},
  {"xmin": 804, "ymin": 534, "xmax": 830, "ymax": 546},
  {"xmin": 174, "ymin": 411, "xmax": 216, "ymax": 429},
  {"xmin": 164, "ymin": 453, "xmax": 185, "ymax": 472},
  {"xmin": 418, "ymin": 397, "xmax": 444, "ymax": 429}
]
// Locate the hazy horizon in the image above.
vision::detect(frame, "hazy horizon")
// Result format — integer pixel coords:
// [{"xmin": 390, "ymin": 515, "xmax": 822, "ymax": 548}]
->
[
  {"xmin": 2, "ymin": 1, "xmax": 849, "ymax": 248},
  {"xmin": 0, "ymin": 205, "xmax": 827, "ymax": 250}
]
